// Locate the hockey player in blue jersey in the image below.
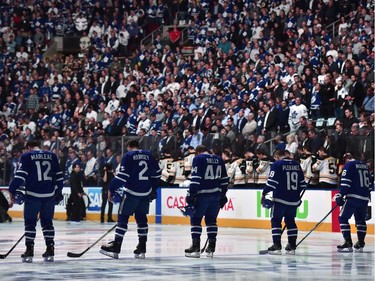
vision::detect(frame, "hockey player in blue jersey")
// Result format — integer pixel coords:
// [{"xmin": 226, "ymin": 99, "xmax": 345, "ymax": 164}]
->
[
  {"xmin": 9, "ymin": 141, "xmax": 64, "ymax": 263},
  {"xmin": 334, "ymin": 153, "xmax": 372, "ymax": 252},
  {"xmin": 100, "ymin": 139, "xmax": 161, "ymax": 259},
  {"xmin": 261, "ymin": 149, "xmax": 307, "ymax": 255},
  {"xmin": 185, "ymin": 145, "xmax": 229, "ymax": 258}
]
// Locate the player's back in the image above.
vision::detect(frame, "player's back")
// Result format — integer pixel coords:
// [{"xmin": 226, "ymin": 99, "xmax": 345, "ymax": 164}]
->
[
  {"xmin": 22, "ymin": 150, "xmax": 62, "ymax": 198},
  {"xmin": 122, "ymin": 150, "xmax": 160, "ymax": 194},
  {"xmin": 272, "ymin": 159, "xmax": 306, "ymax": 205},
  {"xmin": 341, "ymin": 160, "xmax": 371, "ymax": 201},
  {"xmin": 190, "ymin": 153, "xmax": 228, "ymax": 195}
]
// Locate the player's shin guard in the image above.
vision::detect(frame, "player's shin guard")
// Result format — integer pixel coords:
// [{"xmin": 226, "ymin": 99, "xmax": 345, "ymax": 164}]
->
[
  {"xmin": 206, "ymin": 224, "xmax": 218, "ymax": 240},
  {"xmin": 185, "ymin": 238, "xmax": 200, "ymax": 258},
  {"xmin": 134, "ymin": 216, "xmax": 148, "ymax": 259},
  {"xmin": 286, "ymin": 227, "xmax": 298, "ymax": 255},
  {"xmin": 205, "ymin": 223, "xmax": 217, "ymax": 258},
  {"xmin": 338, "ymin": 217, "xmax": 352, "ymax": 252},
  {"xmin": 354, "ymin": 221, "xmax": 367, "ymax": 252},
  {"xmin": 42, "ymin": 225, "xmax": 55, "ymax": 240},
  {"xmin": 269, "ymin": 218, "xmax": 282, "ymax": 255}
]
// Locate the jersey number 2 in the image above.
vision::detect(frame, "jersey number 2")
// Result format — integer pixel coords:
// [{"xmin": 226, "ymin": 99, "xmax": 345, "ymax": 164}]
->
[{"xmin": 139, "ymin": 160, "xmax": 148, "ymax": 180}]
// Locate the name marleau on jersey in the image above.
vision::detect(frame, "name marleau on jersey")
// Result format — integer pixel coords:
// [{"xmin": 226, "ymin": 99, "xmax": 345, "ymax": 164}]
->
[
  {"xmin": 31, "ymin": 154, "xmax": 53, "ymax": 160},
  {"xmin": 355, "ymin": 164, "xmax": 368, "ymax": 169}
]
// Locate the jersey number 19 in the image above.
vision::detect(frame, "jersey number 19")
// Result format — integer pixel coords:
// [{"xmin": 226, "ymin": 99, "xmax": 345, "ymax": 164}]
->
[{"xmin": 286, "ymin": 171, "xmax": 298, "ymax": 191}]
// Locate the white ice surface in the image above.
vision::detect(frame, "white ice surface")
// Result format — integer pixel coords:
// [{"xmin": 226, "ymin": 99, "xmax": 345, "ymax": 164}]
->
[{"xmin": 0, "ymin": 219, "xmax": 373, "ymax": 281}]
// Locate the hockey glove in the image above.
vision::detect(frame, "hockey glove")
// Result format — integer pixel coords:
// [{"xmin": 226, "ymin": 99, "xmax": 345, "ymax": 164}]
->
[
  {"xmin": 220, "ymin": 195, "xmax": 228, "ymax": 208},
  {"xmin": 261, "ymin": 193, "xmax": 274, "ymax": 209},
  {"xmin": 333, "ymin": 193, "xmax": 345, "ymax": 206},
  {"xmin": 111, "ymin": 188, "xmax": 125, "ymax": 204},
  {"xmin": 13, "ymin": 190, "xmax": 25, "ymax": 205},
  {"xmin": 179, "ymin": 205, "xmax": 196, "ymax": 217},
  {"xmin": 54, "ymin": 193, "xmax": 64, "ymax": 205},
  {"xmin": 167, "ymin": 175, "xmax": 174, "ymax": 184},
  {"xmin": 185, "ymin": 191, "xmax": 196, "ymax": 206}
]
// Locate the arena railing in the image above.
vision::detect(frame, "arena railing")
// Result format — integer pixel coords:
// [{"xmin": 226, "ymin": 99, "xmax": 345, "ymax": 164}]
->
[{"xmin": 0, "ymin": 132, "xmax": 373, "ymax": 186}]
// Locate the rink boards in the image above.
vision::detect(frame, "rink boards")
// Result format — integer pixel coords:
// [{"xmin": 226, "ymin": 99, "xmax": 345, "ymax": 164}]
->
[{"xmin": 4, "ymin": 186, "xmax": 375, "ymax": 234}]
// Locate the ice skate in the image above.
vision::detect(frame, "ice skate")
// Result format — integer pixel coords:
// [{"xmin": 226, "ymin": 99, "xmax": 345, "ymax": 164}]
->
[
  {"xmin": 353, "ymin": 241, "xmax": 365, "ymax": 253},
  {"xmin": 100, "ymin": 241, "xmax": 121, "ymax": 259},
  {"xmin": 267, "ymin": 243, "xmax": 282, "ymax": 255},
  {"xmin": 21, "ymin": 245, "xmax": 34, "ymax": 263},
  {"xmin": 285, "ymin": 243, "xmax": 296, "ymax": 255},
  {"xmin": 42, "ymin": 245, "xmax": 55, "ymax": 262},
  {"xmin": 337, "ymin": 239, "xmax": 353, "ymax": 252},
  {"xmin": 134, "ymin": 243, "xmax": 146, "ymax": 259},
  {"xmin": 185, "ymin": 238, "xmax": 200, "ymax": 258},
  {"xmin": 134, "ymin": 239, "xmax": 146, "ymax": 259},
  {"xmin": 205, "ymin": 238, "xmax": 216, "ymax": 258}
]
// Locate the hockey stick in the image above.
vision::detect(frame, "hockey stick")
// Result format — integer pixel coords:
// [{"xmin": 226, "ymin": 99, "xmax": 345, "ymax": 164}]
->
[
  {"xmin": 295, "ymin": 204, "xmax": 339, "ymax": 248},
  {"xmin": 67, "ymin": 224, "xmax": 117, "ymax": 258},
  {"xmin": 0, "ymin": 233, "xmax": 25, "ymax": 259},
  {"xmin": 200, "ymin": 238, "xmax": 209, "ymax": 254},
  {"xmin": 178, "ymin": 206, "xmax": 187, "ymax": 216},
  {"xmin": 259, "ymin": 177, "xmax": 312, "ymax": 255}
]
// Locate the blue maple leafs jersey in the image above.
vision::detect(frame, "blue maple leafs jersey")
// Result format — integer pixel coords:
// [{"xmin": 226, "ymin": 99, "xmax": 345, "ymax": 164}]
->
[
  {"xmin": 340, "ymin": 160, "xmax": 372, "ymax": 203},
  {"xmin": 264, "ymin": 159, "xmax": 306, "ymax": 206},
  {"xmin": 189, "ymin": 153, "xmax": 229, "ymax": 196},
  {"xmin": 9, "ymin": 150, "xmax": 64, "ymax": 198},
  {"xmin": 109, "ymin": 150, "xmax": 161, "ymax": 197}
]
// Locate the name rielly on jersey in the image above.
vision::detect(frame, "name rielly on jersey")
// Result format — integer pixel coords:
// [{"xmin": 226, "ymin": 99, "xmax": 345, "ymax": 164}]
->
[
  {"xmin": 206, "ymin": 158, "xmax": 219, "ymax": 164},
  {"xmin": 30, "ymin": 153, "xmax": 53, "ymax": 161}
]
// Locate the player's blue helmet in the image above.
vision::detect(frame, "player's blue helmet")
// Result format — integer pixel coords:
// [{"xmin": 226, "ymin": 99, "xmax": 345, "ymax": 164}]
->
[
  {"xmin": 262, "ymin": 198, "xmax": 274, "ymax": 209},
  {"xmin": 13, "ymin": 190, "xmax": 25, "ymax": 205}
]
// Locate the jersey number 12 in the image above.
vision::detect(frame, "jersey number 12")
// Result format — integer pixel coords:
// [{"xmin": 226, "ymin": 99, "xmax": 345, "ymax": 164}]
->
[{"xmin": 36, "ymin": 161, "xmax": 52, "ymax": 181}]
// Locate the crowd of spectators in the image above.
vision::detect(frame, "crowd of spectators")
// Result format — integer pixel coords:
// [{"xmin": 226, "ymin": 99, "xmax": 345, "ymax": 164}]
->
[{"xmin": 0, "ymin": 0, "xmax": 374, "ymax": 186}]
